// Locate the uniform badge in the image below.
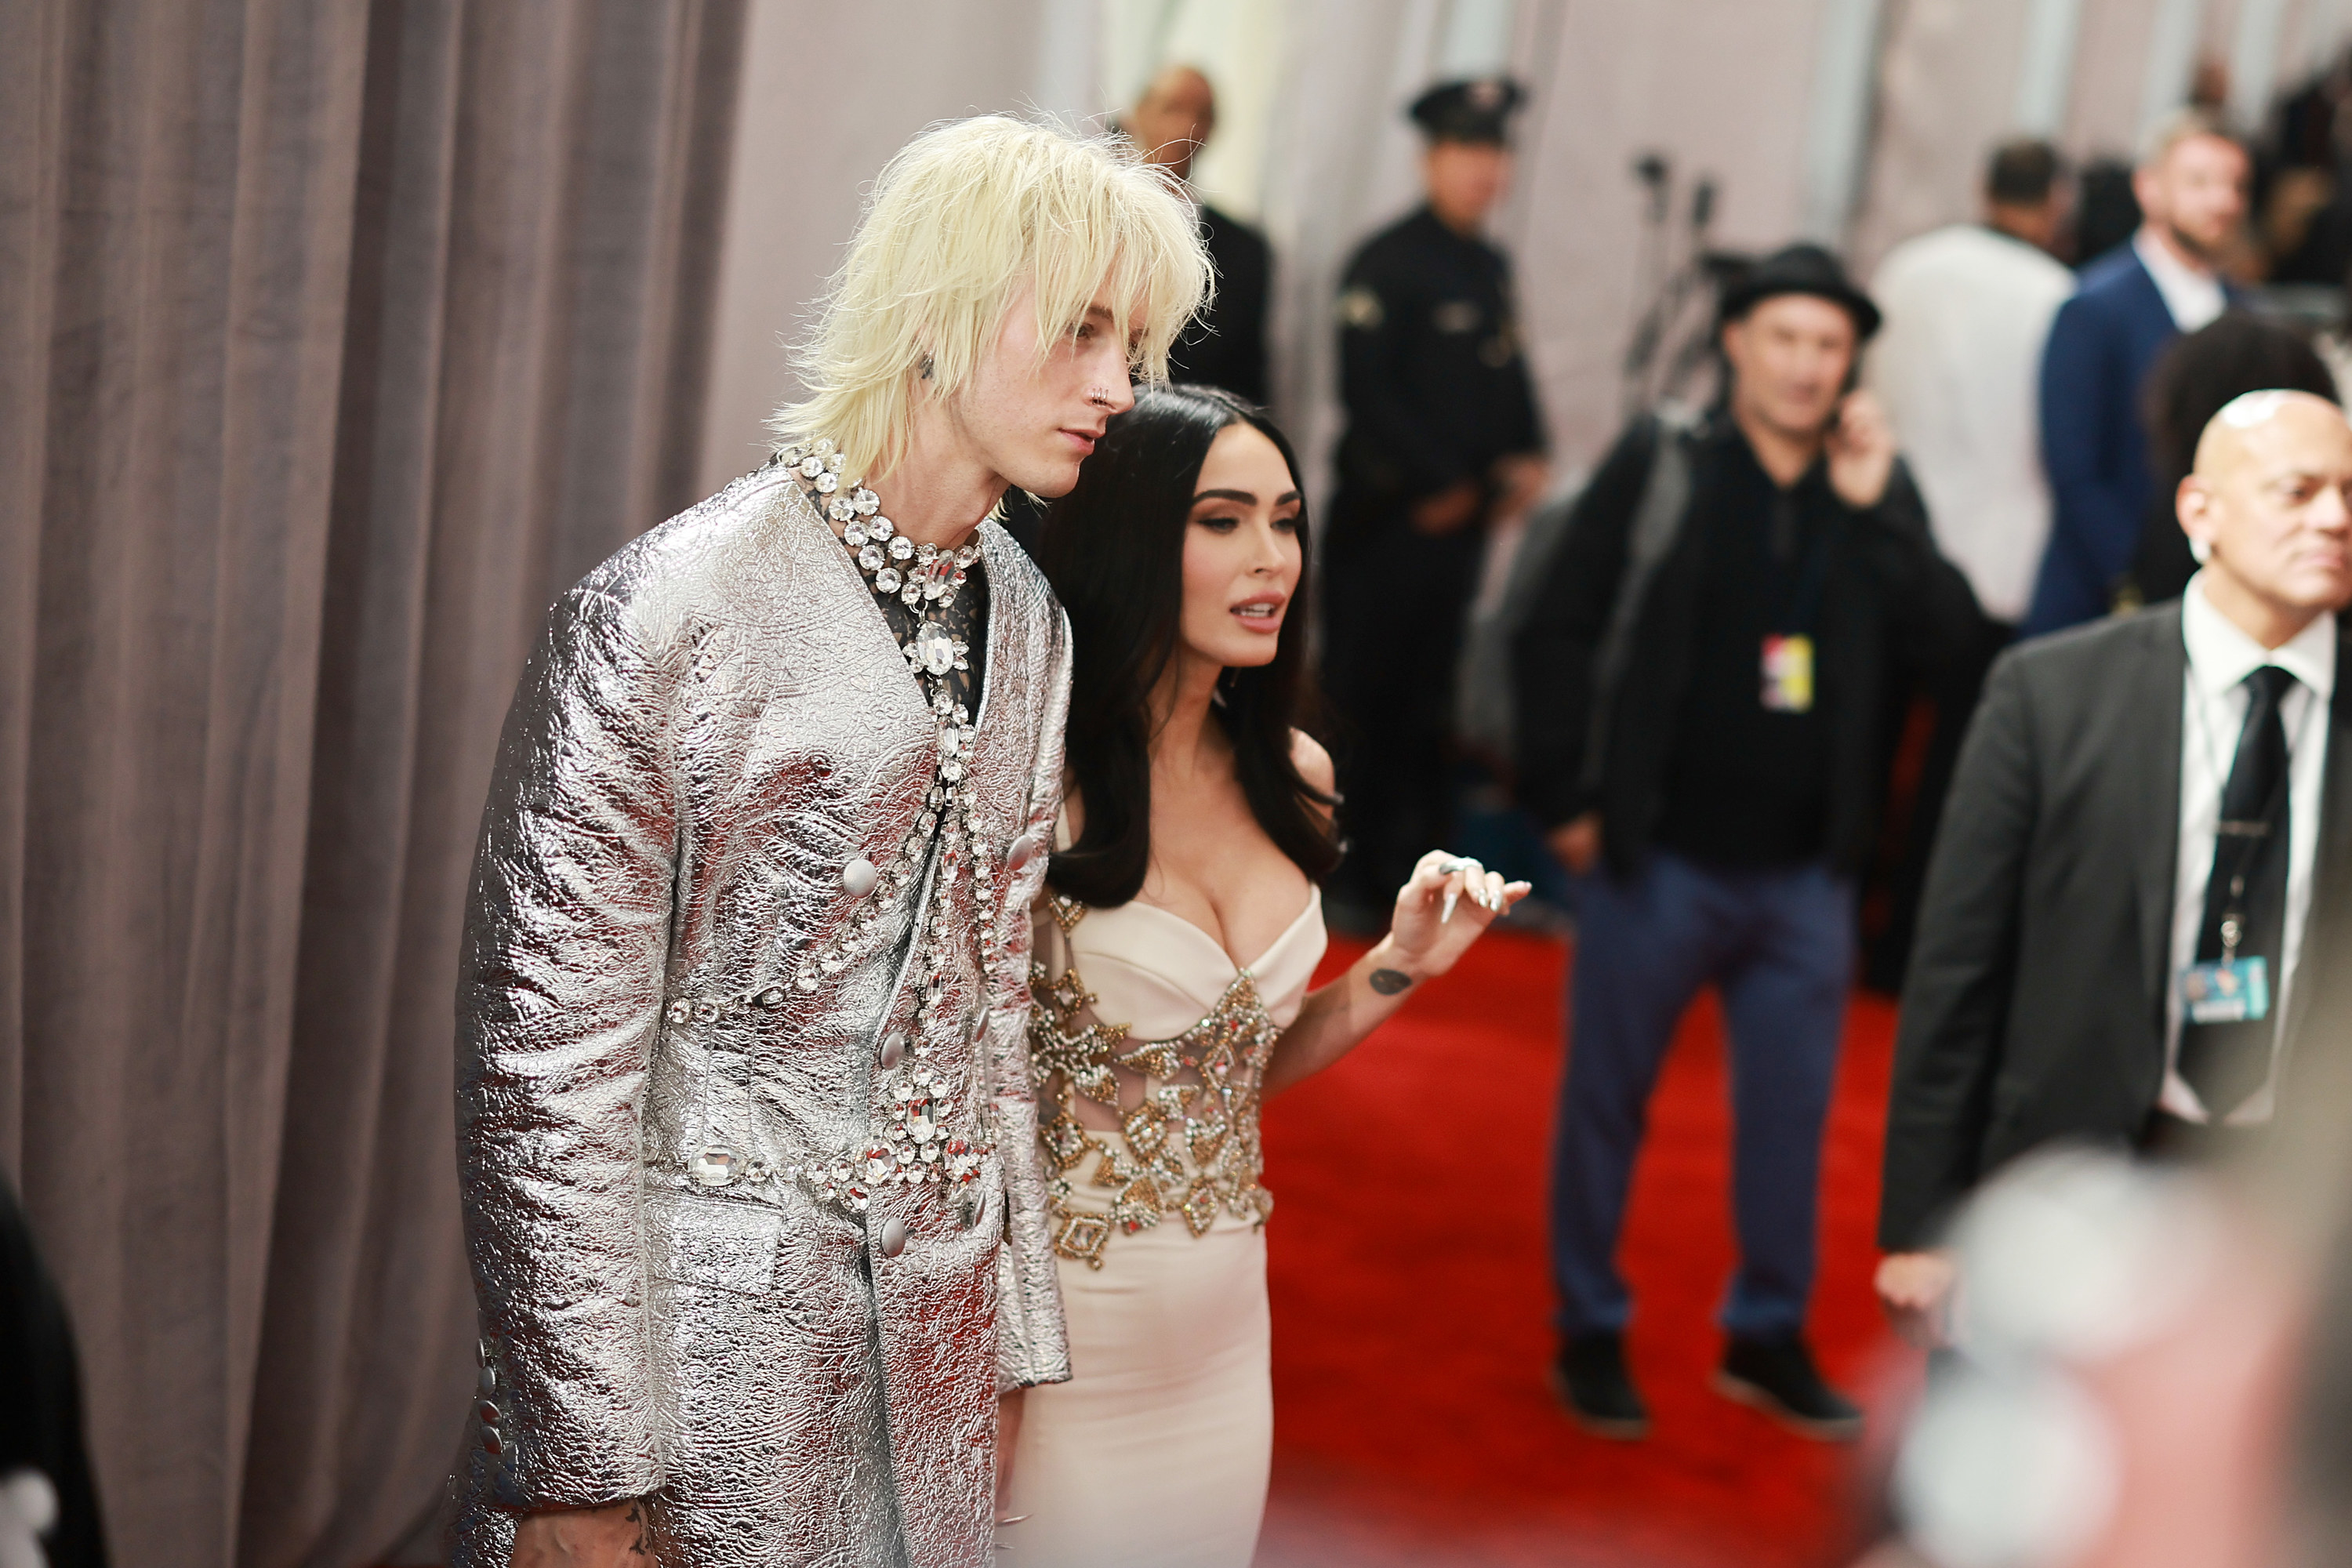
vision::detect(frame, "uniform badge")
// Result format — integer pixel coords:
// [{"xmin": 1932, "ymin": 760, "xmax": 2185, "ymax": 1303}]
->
[
  {"xmin": 1432, "ymin": 299, "xmax": 1483, "ymax": 333},
  {"xmin": 1337, "ymin": 287, "xmax": 1385, "ymax": 330}
]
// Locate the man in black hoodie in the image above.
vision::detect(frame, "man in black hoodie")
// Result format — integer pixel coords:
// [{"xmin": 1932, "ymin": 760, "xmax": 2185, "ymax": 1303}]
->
[{"xmin": 1513, "ymin": 246, "xmax": 1977, "ymax": 1442}]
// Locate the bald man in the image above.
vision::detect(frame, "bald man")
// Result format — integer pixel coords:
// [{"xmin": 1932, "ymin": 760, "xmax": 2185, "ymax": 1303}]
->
[
  {"xmin": 1125, "ymin": 64, "xmax": 1271, "ymax": 403},
  {"xmin": 1877, "ymin": 390, "xmax": 2352, "ymax": 1340}
]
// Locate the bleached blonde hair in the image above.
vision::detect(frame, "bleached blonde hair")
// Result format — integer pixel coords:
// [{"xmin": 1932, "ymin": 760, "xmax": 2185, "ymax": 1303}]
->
[{"xmin": 773, "ymin": 115, "xmax": 1212, "ymax": 484}]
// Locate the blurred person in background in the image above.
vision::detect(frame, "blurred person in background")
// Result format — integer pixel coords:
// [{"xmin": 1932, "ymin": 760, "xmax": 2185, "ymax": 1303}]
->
[
  {"xmin": 1870, "ymin": 138, "xmax": 2073, "ymax": 635},
  {"xmin": 1514, "ymin": 245, "xmax": 1977, "ymax": 1442},
  {"xmin": 2071, "ymin": 158, "xmax": 2144, "ymax": 267},
  {"xmin": 450, "ymin": 118, "xmax": 1208, "ymax": 1568},
  {"xmin": 1011, "ymin": 384, "xmax": 1524, "ymax": 1568},
  {"xmin": 2259, "ymin": 45, "xmax": 2352, "ymax": 286},
  {"xmin": 2026, "ymin": 111, "xmax": 2250, "ymax": 636},
  {"xmin": 2130, "ymin": 312, "xmax": 2342, "ymax": 606},
  {"xmin": 1864, "ymin": 137, "xmax": 2076, "ymax": 988},
  {"xmin": 1000, "ymin": 65, "xmax": 1272, "ymax": 562},
  {"xmin": 1877, "ymin": 390, "xmax": 2352, "ymax": 1348},
  {"xmin": 1320, "ymin": 77, "xmax": 1548, "ymax": 929},
  {"xmin": 1124, "ymin": 64, "xmax": 1272, "ymax": 407}
]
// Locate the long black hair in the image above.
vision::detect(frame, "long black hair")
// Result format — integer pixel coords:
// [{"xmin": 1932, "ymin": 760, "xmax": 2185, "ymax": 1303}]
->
[{"xmin": 1037, "ymin": 384, "xmax": 1339, "ymax": 906}]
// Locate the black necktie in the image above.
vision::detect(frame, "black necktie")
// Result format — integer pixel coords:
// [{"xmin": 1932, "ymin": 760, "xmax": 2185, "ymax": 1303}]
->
[{"xmin": 2177, "ymin": 664, "xmax": 2296, "ymax": 1119}]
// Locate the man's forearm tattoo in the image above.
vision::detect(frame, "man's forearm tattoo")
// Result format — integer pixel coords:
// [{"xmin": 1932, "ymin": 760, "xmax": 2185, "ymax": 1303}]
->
[{"xmin": 1369, "ymin": 968, "xmax": 1414, "ymax": 996}]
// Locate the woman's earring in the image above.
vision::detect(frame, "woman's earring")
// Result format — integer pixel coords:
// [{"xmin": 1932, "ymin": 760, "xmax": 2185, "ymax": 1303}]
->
[{"xmin": 919, "ymin": 354, "xmax": 935, "ymax": 381}]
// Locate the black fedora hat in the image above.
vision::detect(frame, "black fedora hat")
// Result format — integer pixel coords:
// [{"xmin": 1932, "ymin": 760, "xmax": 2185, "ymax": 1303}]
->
[{"xmin": 1718, "ymin": 243, "xmax": 1882, "ymax": 339}]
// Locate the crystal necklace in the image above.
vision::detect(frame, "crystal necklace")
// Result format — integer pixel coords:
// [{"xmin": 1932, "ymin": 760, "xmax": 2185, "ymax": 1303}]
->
[
  {"xmin": 727, "ymin": 437, "xmax": 1006, "ymax": 1218},
  {"xmin": 781, "ymin": 437, "xmax": 983, "ymax": 694}
]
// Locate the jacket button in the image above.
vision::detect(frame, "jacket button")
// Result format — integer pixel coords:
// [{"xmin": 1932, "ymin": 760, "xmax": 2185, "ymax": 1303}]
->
[
  {"xmin": 878, "ymin": 1033, "xmax": 906, "ymax": 1069},
  {"xmin": 478, "ymin": 1365, "xmax": 496, "ymax": 1393},
  {"xmin": 878, "ymin": 1217, "xmax": 909, "ymax": 1258},
  {"xmin": 757, "ymin": 985, "xmax": 786, "ymax": 1008},
  {"xmin": 1007, "ymin": 833, "xmax": 1040, "ymax": 870},
  {"xmin": 478, "ymin": 1400, "xmax": 499, "ymax": 1424},
  {"xmin": 842, "ymin": 857, "xmax": 879, "ymax": 895}
]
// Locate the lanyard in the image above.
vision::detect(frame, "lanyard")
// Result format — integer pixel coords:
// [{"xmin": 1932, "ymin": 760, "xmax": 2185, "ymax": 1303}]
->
[
  {"xmin": 2185, "ymin": 670, "xmax": 2313, "ymax": 957},
  {"xmin": 1765, "ymin": 491, "xmax": 1838, "ymax": 635}
]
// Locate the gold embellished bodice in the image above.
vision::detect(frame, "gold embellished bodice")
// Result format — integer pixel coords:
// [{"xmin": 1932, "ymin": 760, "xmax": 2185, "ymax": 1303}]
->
[{"xmin": 1026, "ymin": 889, "xmax": 1323, "ymax": 1268}]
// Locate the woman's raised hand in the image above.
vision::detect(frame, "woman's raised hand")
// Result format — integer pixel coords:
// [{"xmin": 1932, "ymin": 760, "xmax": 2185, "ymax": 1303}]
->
[{"xmin": 1385, "ymin": 851, "xmax": 1532, "ymax": 979}]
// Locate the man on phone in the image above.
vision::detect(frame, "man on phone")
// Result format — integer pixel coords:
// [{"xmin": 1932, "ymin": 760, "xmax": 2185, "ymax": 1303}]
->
[{"xmin": 1512, "ymin": 245, "xmax": 1978, "ymax": 1441}]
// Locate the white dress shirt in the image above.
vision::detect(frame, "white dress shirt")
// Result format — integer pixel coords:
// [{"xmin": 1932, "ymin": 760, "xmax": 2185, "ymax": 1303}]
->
[
  {"xmin": 2134, "ymin": 229, "xmax": 2227, "ymax": 333},
  {"xmin": 2161, "ymin": 576, "xmax": 2335, "ymax": 1123},
  {"xmin": 1867, "ymin": 224, "xmax": 2076, "ymax": 622}
]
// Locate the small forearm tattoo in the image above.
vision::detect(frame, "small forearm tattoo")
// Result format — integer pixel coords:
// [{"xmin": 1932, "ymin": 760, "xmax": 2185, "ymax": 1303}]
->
[
  {"xmin": 1369, "ymin": 968, "xmax": 1414, "ymax": 996},
  {"xmin": 625, "ymin": 1502, "xmax": 653, "ymax": 1558}
]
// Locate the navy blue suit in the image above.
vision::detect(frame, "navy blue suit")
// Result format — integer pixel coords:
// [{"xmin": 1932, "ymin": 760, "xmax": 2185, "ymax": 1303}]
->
[{"xmin": 2024, "ymin": 247, "xmax": 2194, "ymax": 636}]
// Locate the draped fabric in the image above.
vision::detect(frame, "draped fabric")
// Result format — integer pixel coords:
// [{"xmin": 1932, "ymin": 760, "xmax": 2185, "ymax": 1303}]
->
[{"xmin": 0, "ymin": 3, "xmax": 745, "ymax": 1563}]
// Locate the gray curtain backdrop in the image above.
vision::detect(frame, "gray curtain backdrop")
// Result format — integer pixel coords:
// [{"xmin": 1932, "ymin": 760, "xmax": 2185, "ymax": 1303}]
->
[{"xmin": 0, "ymin": 3, "xmax": 745, "ymax": 1564}]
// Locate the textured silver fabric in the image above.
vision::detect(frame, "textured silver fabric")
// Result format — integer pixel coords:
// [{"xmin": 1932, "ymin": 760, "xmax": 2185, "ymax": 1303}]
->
[{"xmin": 449, "ymin": 466, "xmax": 1072, "ymax": 1567}]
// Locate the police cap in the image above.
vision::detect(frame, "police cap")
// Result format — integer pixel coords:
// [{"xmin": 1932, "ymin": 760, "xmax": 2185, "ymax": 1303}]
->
[{"xmin": 1408, "ymin": 78, "xmax": 1525, "ymax": 146}]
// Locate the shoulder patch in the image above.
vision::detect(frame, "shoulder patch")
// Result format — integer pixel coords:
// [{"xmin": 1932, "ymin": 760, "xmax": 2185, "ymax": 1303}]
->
[{"xmin": 1337, "ymin": 286, "xmax": 1385, "ymax": 331}]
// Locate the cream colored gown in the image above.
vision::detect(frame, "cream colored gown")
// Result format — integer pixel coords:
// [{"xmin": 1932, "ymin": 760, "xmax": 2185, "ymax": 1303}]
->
[{"xmin": 1004, "ymin": 883, "xmax": 1327, "ymax": 1568}]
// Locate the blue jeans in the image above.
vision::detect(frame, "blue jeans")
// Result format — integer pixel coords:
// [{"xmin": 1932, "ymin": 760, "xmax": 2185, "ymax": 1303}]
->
[{"xmin": 1550, "ymin": 851, "xmax": 1854, "ymax": 1341}]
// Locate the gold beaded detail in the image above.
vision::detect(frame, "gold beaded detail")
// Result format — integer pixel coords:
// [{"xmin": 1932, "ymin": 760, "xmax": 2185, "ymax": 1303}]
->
[{"xmin": 1027, "ymin": 904, "xmax": 1280, "ymax": 1269}]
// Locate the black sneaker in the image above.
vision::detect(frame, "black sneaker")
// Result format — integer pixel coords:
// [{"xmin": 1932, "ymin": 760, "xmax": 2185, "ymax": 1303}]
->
[
  {"xmin": 1713, "ymin": 1334, "xmax": 1864, "ymax": 1441},
  {"xmin": 1552, "ymin": 1330, "xmax": 1650, "ymax": 1439}
]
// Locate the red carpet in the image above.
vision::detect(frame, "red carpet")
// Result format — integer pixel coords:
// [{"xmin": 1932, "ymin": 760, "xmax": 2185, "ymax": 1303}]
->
[{"xmin": 1254, "ymin": 930, "xmax": 1922, "ymax": 1567}]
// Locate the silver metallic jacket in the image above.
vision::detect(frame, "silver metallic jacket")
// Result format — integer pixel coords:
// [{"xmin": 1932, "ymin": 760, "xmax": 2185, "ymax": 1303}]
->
[{"xmin": 450, "ymin": 467, "xmax": 1072, "ymax": 1567}]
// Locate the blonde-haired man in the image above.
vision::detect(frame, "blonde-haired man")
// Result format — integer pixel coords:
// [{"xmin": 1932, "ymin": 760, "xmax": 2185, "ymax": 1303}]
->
[{"xmin": 452, "ymin": 117, "xmax": 1208, "ymax": 1568}]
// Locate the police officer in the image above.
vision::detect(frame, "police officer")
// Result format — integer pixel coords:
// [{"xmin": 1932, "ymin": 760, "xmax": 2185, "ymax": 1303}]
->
[{"xmin": 1323, "ymin": 78, "xmax": 1548, "ymax": 923}]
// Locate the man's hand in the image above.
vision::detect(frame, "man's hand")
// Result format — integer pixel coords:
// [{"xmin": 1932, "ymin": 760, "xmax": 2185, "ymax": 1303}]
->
[
  {"xmin": 1409, "ymin": 479, "xmax": 1483, "ymax": 536},
  {"xmin": 1490, "ymin": 453, "xmax": 1551, "ymax": 522},
  {"xmin": 1824, "ymin": 390, "xmax": 1896, "ymax": 510},
  {"xmin": 1546, "ymin": 812, "xmax": 1601, "ymax": 876},
  {"xmin": 1875, "ymin": 1250, "xmax": 1958, "ymax": 1349},
  {"xmin": 510, "ymin": 1501, "xmax": 655, "ymax": 1567}
]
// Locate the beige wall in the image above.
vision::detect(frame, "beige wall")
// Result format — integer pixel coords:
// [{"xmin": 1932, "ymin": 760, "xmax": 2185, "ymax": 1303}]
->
[
  {"xmin": 1849, "ymin": 0, "xmax": 2040, "ymax": 274},
  {"xmin": 1509, "ymin": 0, "xmax": 1833, "ymax": 470}
]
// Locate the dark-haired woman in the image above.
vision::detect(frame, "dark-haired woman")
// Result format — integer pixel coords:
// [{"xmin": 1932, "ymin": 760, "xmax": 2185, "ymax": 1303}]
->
[{"xmin": 1002, "ymin": 386, "xmax": 1527, "ymax": 1566}]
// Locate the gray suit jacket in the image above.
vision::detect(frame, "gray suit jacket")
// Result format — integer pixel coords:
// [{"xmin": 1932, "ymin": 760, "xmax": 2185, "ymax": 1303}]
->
[
  {"xmin": 452, "ymin": 466, "xmax": 1071, "ymax": 1566},
  {"xmin": 1880, "ymin": 602, "xmax": 2352, "ymax": 1249}
]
